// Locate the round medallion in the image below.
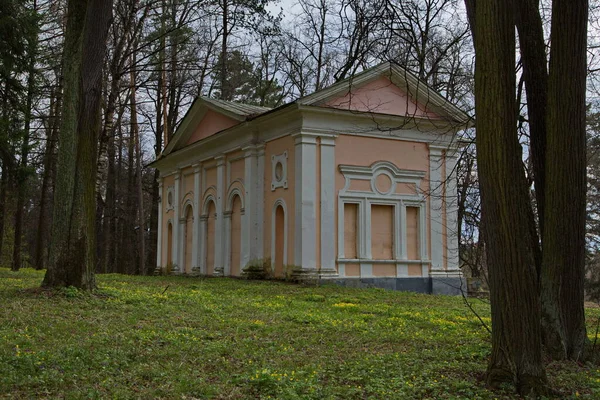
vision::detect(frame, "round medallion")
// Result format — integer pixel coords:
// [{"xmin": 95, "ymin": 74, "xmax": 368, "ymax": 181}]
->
[{"xmin": 375, "ymin": 173, "xmax": 393, "ymax": 195}]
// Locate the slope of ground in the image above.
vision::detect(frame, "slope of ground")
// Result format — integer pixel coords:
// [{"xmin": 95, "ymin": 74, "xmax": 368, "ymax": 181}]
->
[{"xmin": 0, "ymin": 268, "xmax": 598, "ymax": 399}]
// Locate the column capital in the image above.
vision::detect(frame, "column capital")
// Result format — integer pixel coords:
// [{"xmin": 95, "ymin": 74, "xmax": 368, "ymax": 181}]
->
[
  {"xmin": 242, "ymin": 143, "xmax": 265, "ymax": 157},
  {"xmin": 215, "ymin": 155, "xmax": 226, "ymax": 167},
  {"xmin": 320, "ymin": 135, "xmax": 338, "ymax": 146},
  {"xmin": 429, "ymin": 145, "xmax": 446, "ymax": 158},
  {"xmin": 292, "ymin": 132, "xmax": 319, "ymax": 145}
]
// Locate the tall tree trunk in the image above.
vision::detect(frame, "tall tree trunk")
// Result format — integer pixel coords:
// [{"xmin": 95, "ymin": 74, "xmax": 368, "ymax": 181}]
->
[
  {"xmin": 0, "ymin": 161, "xmax": 8, "ymax": 261},
  {"xmin": 220, "ymin": 0, "xmax": 228, "ymax": 100},
  {"xmin": 514, "ymin": 0, "xmax": 547, "ymax": 277},
  {"xmin": 35, "ymin": 84, "xmax": 60, "ymax": 270},
  {"xmin": 13, "ymin": 4, "xmax": 39, "ymax": 271},
  {"xmin": 115, "ymin": 122, "xmax": 124, "ymax": 274},
  {"xmin": 44, "ymin": 0, "xmax": 86, "ymax": 285},
  {"xmin": 43, "ymin": 0, "xmax": 114, "ymax": 289},
  {"xmin": 160, "ymin": 0, "xmax": 170, "ymax": 143},
  {"xmin": 130, "ymin": 52, "xmax": 145, "ymax": 275},
  {"xmin": 541, "ymin": 0, "xmax": 589, "ymax": 361},
  {"xmin": 473, "ymin": 0, "xmax": 548, "ymax": 394}
]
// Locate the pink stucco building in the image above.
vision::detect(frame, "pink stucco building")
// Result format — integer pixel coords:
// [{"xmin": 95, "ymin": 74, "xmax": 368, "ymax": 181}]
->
[{"xmin": 151, "ymin": 62, "xmax": 471, "ymax": 294}]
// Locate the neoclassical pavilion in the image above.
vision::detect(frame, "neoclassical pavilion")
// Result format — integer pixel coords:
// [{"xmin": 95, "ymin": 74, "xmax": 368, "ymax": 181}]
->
[{"xmin": 150, "ymin": 62, "xmax": 471, "ymax": 294}]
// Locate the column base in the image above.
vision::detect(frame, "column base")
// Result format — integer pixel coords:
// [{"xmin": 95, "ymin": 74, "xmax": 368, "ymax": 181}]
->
[
  {"xmin": 291, "ymin": 267, "xmax": 319, "ymax": 283},
  {"xmin": 318, "ymin": 268, "xmax": 339, "ymax": 279}
]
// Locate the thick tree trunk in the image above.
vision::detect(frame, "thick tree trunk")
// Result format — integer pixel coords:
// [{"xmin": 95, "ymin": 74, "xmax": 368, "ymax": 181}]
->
[
  {"xmin": 474, "ymin": 0, "xmax": 548, "ymax": 395},
  {"xmin": 43, "ymin": 0, "xmax": 113, "ymax": 289},
  {"xmin": 514, "ymin": 0, "xmax": 548, "ymax": 247},
  {"xmin": 44, "ymin": 0, "xmax": 86, "ymax": 286},
  {"xmin": 541, "ymin": 0, "xmax": 589, "ymax": 361}
]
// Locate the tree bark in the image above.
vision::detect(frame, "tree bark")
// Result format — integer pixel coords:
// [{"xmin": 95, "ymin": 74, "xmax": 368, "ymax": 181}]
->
[
  {"xmin": 541, "ymin": 0, "xmax": 589, "ymax": 361},
  {"xmin": 220, "ymin": 0, "xmax": 229, "ymax": 100},
  {"xmin": 44, "ymin": 0, "xmax": 86, "ymax": 286},
  {"xmin": 35, "ymin": 84, "xmax": 60, "ymax": 270},
  {"xmin": 13, "ymin": 4, "xmax": 38, "ymax": 271},
  {"xmin": 514, "ymin": 0, "xmax": 547, "ymax": 259},
  {"xmin": 130, "ymin": 51, "xmax": 145, "ymax": 275},
  {"xmin": 474, "ymin": 0, "xmax": 548, "ymax": 394},
  {"xmin": 0, "ymin": 160, "xmax": 8, "ymax": 261},
  {"xmin": 43, "ymin": 0, "xmax": 113, "ymax": 289}
]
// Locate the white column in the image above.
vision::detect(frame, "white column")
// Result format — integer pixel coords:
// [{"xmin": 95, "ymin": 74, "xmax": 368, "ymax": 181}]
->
[
  {"xmin": 173, "ymin": 171, "xmax": 181, "ymax": 272},
  {"xmin": 293, "ymin": 133, "xmax": 317, "ymax": 273},
  {"xmin": 429, "ymin": 146, "xmax": 444, "ymax": 273},
  {"xmin": 156, "ymin": 179, "xmax": 163, "ymax": 273},
  {"xmin": 446, "ymin": 149, "xmax": 460, "ymax": 271},
  {"xmin": 243, "ymin": 145, "xmax": 258, "ymax": 267},
  {"xmin": 199, "ymin": 215, "xmax": 207, "ymax": 274},
  {"xmin": 320, "ymin": 135, "xmax": 337, "ymax": 276},
  {"xmin": 214, "ymin": 155, "xmax": 225, "ymax": 275},
  {"xmin": 399, "ymin": 203, "xmax": 407, "ymax": 259},
  {"xmin": 223, "ymin": 212, "xmax": 232, "ymax": 275},
  {"xmin": 255, "ymin": 146, "xmax": 265, "ymax": 260},
  {"xmin": 192, "ymin": 164, "xmax": 201, "ymax": 273}
]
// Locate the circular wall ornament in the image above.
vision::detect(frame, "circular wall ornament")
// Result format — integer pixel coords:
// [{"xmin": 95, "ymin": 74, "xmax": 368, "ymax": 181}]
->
[
  {"xmin": 372, "ymin": 170, "xmax": 396, "ymax": 195},
  {"xmin": 271, "ymin": 151, "xmax": 288, "ymax": 191}
]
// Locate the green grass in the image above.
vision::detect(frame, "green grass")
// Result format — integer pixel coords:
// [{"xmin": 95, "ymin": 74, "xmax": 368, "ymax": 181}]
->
[{"xmin": 1, "ymin": 268, "xmax": 599, "ymax": 399}]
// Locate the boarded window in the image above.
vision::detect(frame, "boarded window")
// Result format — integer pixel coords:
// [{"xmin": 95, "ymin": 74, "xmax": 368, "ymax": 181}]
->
[
  {"xmin": 371, "ymin": 205, "xmax": 394, "ymax": 260},
  {"xmin": 406, "ymin": 207, "xmax": 420, "ymax": 260},
  {"xmin": 344, "ymin": 203, "xmax": 358, "ymax": 258}
]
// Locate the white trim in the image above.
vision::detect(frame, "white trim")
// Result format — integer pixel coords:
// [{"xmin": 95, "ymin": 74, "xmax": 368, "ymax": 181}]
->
[
  {"xmin": 271, "ymin": 198, "xmax": 289, "ymax": 272},
  {"xmin": 200, "ymin": 196, "xmax": 217, "ymax": 275},
  {"xmin": 293, "ymin": 133, "xmax": 317, "ymax": 269},
  {"xmin": 243, "ymin": 145, "xmax": 259, "ymax": 266},
  {"xmin": 337, "ymin": 160, "xmax": 429, "ymax": 275},
  {"xmin": 181, "ymin": 202, "xmax": 194, "ymax": 273},
  {"xmin": 256, "ymin": 146, "xmax": 265, "ymax": 260},
  {"xmin": 445, "ymin": 150, "xmax": 460, "ymax": 271},
  {"xmin": 173, "ymin": 171, "xmax": 181, "ymax": 272},
  {"xmin": 320, "ymin": 136, "xmax": 337, "ymax": 275},
  {"xmin": 224, "ymin": 188, "xmax": 245, "ymax": 276},
  {"xmin": 192, "ymin": 165, "xmax": 201, "ymax": 272},
  {"xmin": 226, "ymin": 153, "xmax": 245, "ymax": 188},
  {"xmin": 429, "ymin": 146, "xmax": 444, "ymax": 273},
  {"xmin": 165, "ymin": 186, "xmax": 175, "ymax": 210},
  {"xmin": 214, "ymin": 156, "xmax": 225, "ymax": 275},
  {"xmin": 156, "ymin": 180, "xmax": 163, "ymax": 271},
  {"xmin": 270, "ymin": 151, "xmax": 288, "ymax": 191},
  {"xmin": 152, "ymin": 105, "xmax": 460, "ymax": 175}
]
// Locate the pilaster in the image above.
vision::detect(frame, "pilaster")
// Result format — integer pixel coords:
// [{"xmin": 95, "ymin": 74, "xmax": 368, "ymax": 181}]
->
[
  {"xmin": 214, "ymin": 156, "xmax": 225, "ymax": 275},
  {"xmin": 445, "ymin": 149, "xmax": 460, "ymax": 272},
  {"xmin": 172, "ymin": 171, "xmax": 182, "ymax": 272},
  {"xmin": 429, "ymin": 146, "xmax": 444, "ymax": 273},
  {"xmin": 192, "ymin": 164, "xmax": 201, "ymax": 273},
  {"xmin": 293, "ymin": 133, "xmax": 318, "ymax": 274},
  {"xmin": 156, "ymin": 179, "xmax": 163, "ymax": 273},
  {"xmin": 243, "ymin": 144, "xmax": 265, "ymax": 267},
  {"xmin": 319, "ymin": 135, "xmax": 338, "ymax": 276}
]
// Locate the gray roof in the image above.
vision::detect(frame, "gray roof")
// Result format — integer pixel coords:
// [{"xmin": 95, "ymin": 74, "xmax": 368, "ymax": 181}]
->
[{"xmin": 201, "ymin": 96, "xmax": 272, "ymax": 118}]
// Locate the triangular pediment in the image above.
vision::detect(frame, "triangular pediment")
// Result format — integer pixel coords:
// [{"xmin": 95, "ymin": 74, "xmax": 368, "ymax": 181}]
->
[
  {"xmin": 298, "ymin": 62, "xmax": 470, "ymax": 125},
  {"xmin": 160, "ymin": 97, "xmax": 271, "ymax": 157}
]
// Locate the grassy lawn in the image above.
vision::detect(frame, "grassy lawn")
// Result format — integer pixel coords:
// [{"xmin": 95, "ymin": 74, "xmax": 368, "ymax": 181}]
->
[{"xmin": 1, "ymin": 268, "xmax": 599, "ymax": 399}]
